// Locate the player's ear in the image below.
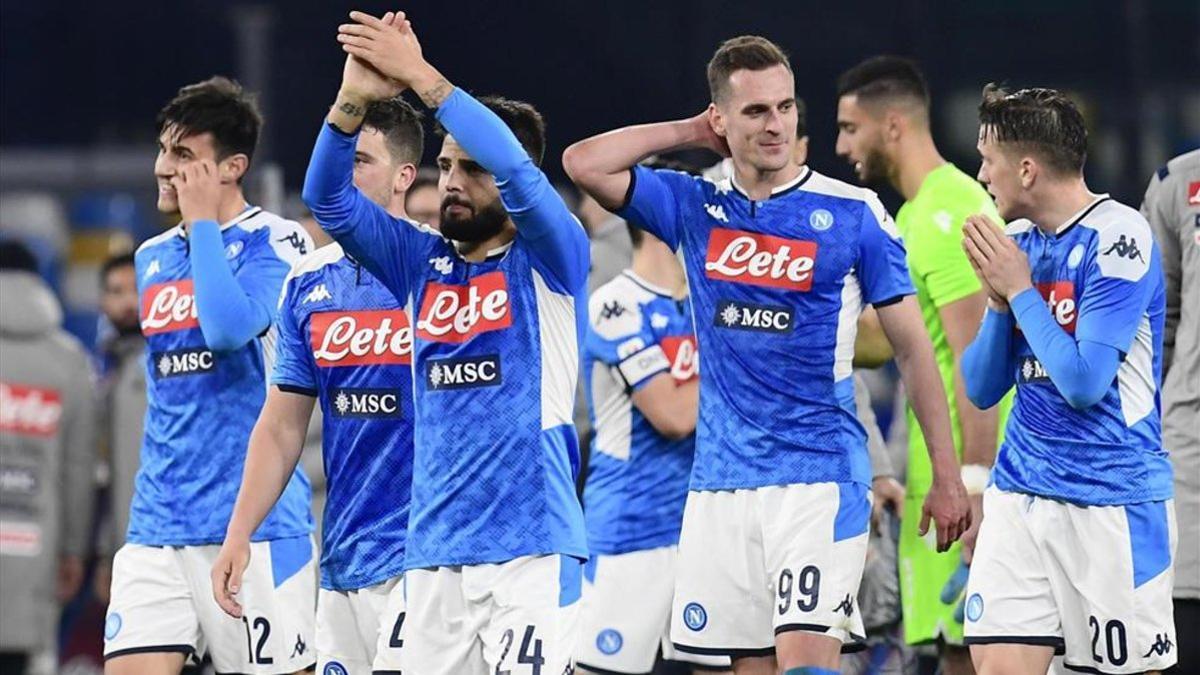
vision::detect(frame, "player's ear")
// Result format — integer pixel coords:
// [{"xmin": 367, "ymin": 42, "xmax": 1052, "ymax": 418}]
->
[
  {"xmin": 1019, "ymin": 157, "xmax": 1037, "ymax": 189},
  {"xmin": 708, "ymin": 103, "xmax": 727, "ymax": 138},
  {"xmin": 885, "ymin": 111, "xmax": 903, "ymax": 142},
  {"xmin": 395, "ymin": 163, "xmax": 417, "ymax": 196},
  {"xmin": 221, "ymin": 154, "xmax": 250, "ymax": 184}
]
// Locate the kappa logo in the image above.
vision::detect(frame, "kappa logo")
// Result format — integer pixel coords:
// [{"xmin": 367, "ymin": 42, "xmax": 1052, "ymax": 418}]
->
[
  {"xmin": 0, "ymin": 382, "xmax": 63, "ymax": 438},
  {"xmin": 140, "ymin": 280, "xmax": 199, "ymax": 335},
  {"xmin": 292, "ymin": 633, "xmax": 307, "ymax": 657},
  {"xmin": 310, "ymin": 310, "xmax": 412, "ymax": 367},
  {"xmin": 416, "ymin": 271, "xmax": 512, "ymax": 343},
  {"xmin": 278, "ymin": 231, "xmax": 309, "ymax": 255},
  {"xmin": 933, "ymin": 210, "xmax": 953, "ymax": 234},
  {"xmin": 834, "ymin": 594, "xmax": 854, "ymax": 617},
  {"xmin": 599, "ymin": 301, "xmax": 626, "ymax": 321},
  {"xmin": 705, "ymin": 203, "xmax": 729, "ymax": 223},
  {"xmin": 1102, "ymin": 234, "xmax": 1145, "ymax": 263},
  {"xmin": 426, "ymin": 354, "xmax": 502, "ymax": 391},
  {"xmin": 143, "ymin": 259, "xmax": 161, "ymax": 280},
  {"xmin": 809, "ymin": 209, "xmax": 834, "ymax": 232},
  {"xmin": 704, "ymin": 228, "xmax": 817, "ymax": 291},
  {"xmin": 303, "ymin": 284, "xmax": 333, "ymax": 304},
  {"xmin": 1018, "ymin": 356, "xmax": 1050, "ymax": 384},
  {"xmin": 154, "ymin": 348, "xmax": 215, "ymax": 378},
  {"xmin": 1143, "ymin": 632, "xmax": 1174, "ymax": 658},
  {"xmin": 429, "ymin": 256, "xmax": 454, "ymax": 275},
  {"xmin": 715, "ymin": 299, "xmax": 793, "ymax": 334},
  {"xmin": 331, "ymin": 388, "xmax": 402, "ymax": 419},
  {"xmin": 682, "ymin": 602, "xmax": 708, "ymax": 631}
]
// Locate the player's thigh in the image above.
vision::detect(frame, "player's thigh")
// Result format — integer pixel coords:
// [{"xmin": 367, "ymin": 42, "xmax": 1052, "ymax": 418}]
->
[
  {"xmin": 367, "ymin": 575, "xmax": 406, "ymax": 673},
  {"xmin": 191, "ymin": 537, "xmax": 317, "ymax": 674},
  {"xmin": 970, "ymin": 643, "xmax": 1056, "ymax": 675},
  {"xmin": 315, "ymin": 588, "xmax": 371, "ymax": 675},
  {"xmin": 576, "ymin": 548, "xmax": 675, "ymax": 674},
  {"xmin": 1051, "ymin": 499, "xmax": 1177, "ymax": 674},
  {"xmin": 403, "ymin": 566, "xmax": 487, "ymax": 675},
  {"xmin": 103, "ymin": 544, "xmax": 200, "ymax": 668},
  {"xmin": 761, "ymin": 482, "xmax": 869, "ymax": 666},
  {"xmin": 671, "ymin": 489, "xmax": 775, "ymax": 656},
  {"xmin": 478, "ymin": 554, "xmax": 581, "ymax": 675},
  {"xmin": 963, "ymin": 488, "xmax": 1063, "ymax": 653}
]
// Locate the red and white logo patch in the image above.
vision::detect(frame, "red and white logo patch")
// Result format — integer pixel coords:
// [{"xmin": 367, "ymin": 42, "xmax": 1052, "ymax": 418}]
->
[
  {"xmin": 704, "ymin": 228, "xmax": 818, "ymax": 291},
  {"xmin": 660, "ymin": 335, "xmax": 698, "ymax": 383},
  {"xmin": 1187, "ymin": 181, "xmax": 1200, "ymax": 207},
  {"xmin": 140, "ymin": 280, "xmax": 199, "ymax": 335},
  {"xmin": 1036, "ymin": 281, "xmax": 1077, "ymax": 334},
  {"xmin": 416, "ymin": 271, "xmax": 512, "ymax": 343},
  {"xmin": 311, "ymin": 310, "xmax": 413, "ymax": 367},
  {"xmin": 0, "ymin": 382, "xmax": 63, "ymax": 437}
]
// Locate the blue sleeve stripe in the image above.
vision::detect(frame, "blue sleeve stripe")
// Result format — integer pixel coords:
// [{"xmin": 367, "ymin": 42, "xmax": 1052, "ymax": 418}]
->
[{"xmin": 1126, "ymin": 501, "xmax": 1172, "ymax": 588}]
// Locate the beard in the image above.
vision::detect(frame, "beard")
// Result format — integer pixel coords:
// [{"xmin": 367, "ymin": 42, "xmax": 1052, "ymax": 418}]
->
[
  {"xmin": 857, "ymin": 146, "xmax": 893, "ymax": 185},
  {"xmin": 440, "ymin": 195, "xmax": 508, "ymax": 243}
]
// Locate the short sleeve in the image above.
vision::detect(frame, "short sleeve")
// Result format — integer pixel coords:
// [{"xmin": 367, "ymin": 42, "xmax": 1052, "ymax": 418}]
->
[
  {"xmin": 616, "ymin": 166, "xmax": 699, "ymax": 251},
  {"xmin": 236, "ymin": 222, "xmax": 313, "ymax": 328},
  {"xmin": 270, "ymin": 278, "xmax": 318, "ymax": 394},
  {"xmin": 585, "ymin": 289, "xmax": 669, "ymax": 392},
  {"xmin": 857, "ymin": 194, "xmax": 915, "ymax": 306},
  {"xmin": 1075, "ymin": 218, "xmax": 1156, "ymax": 353}
]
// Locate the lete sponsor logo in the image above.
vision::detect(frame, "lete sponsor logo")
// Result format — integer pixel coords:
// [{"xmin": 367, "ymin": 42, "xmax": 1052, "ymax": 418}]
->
[
  {"xmin": 140, "ymin": 280, "xmax": 199, "ymax": 335},
  {"xmin": 416, "ymin": 271, "xmax": 512, "ymax": 343},
  {"xmin": 0, "ymin": 382, "xmax": 63, "ymax": 437},
  {"xmin": 704, "ymin": 228, "xmax": 818, "ymax": 291},
  {"xmin": 311, "ymin": 310, "xmax": 412, "ymax": 367},
  {"xmin": 660, "ymin": 335, "xmax": 699, "ymax": 382},
  {"xmin": 1035, "ymin": 281, "xmax": 1076, "ymax": 333}
]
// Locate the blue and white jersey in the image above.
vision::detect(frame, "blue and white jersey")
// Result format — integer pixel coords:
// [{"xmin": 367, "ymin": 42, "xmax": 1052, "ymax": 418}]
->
[
  {"xmin": 618, "ymin": 166, "xmax": 914, "ymax": 491},
  {"xmin": 997, "ymin": 197, "xmax": 1170, "ymax": 505},
  {"xmin": 130, "ymin": 207, "xmax": 313, "ymax": 545},
  {"xmin": 271, "ymin": 243, "xmax": 414, "ymax": 591},
  {"xmin": 303, "ymin": 89, "xmax": 589, "ymax": 569},
  {"xmin": 583, "ymin": 270, "xmax": 698, "ymax": 555}
]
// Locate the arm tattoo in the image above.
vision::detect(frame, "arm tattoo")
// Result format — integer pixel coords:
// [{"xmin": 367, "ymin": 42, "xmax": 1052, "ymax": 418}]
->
[
  {"xmin": 338, "ymin": 100, "xmax": 366, "ymax": 118},
  {"xmin": 418, "ymin": 78, "xmax": 454, "ymax": 108}
]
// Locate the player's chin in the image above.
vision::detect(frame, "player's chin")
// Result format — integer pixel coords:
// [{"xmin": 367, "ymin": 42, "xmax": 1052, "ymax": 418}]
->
[{"xmin": 156, "ymin": 193, "xmax": 179, "ymax": 214}]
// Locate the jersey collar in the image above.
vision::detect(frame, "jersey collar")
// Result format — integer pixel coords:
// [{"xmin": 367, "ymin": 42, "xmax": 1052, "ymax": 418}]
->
[
  {"xmin": 1054, "ymin": 195, "xmax": 1110, "ymax": 236},
  {"xmin": 622, "ymin": 269, "xmax": 673, "ymax": 297},
  {"xmin": 176, "ymin": 204, "xmax": 260, "ymax": 239},
  {"xmin": 729, "ymin": 165, "xmax": 812, "ymax": 201}
]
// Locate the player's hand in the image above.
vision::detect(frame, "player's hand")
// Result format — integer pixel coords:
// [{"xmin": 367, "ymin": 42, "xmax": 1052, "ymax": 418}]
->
[
  {"xmin": 338, "ymin": 11, "xmax": 430, "ymax": 89},
  {"xmin": 340, "ymin": 53, "xmax": 403, "ymax": 103},
  {"xmin": 960, "ymin": 493, "xmax": 984, "ymax": 564},
  {"xmin": 57, "ymin": 555, "xmax": 84, "ymax": 602},
  {"xmin": 211, "ymin": 538, "xmax": 252, "ymax": 618},
  {"xmin": 962, "ymin": 214, "xmax": 1032, "ymax": 303},
  {"xmin": 920, "ymin": 471, "xmax": 972, "ymax": 552},
  {"xmin": 871, "ymin": 476, "xmax": 905, "ymax": 530},
  {"xmin": 963, "ymin": 215, "xmax": 1009, "ymax": 310},
  {"xmin": 691, "ymin": 109, "xmax": 731, "ymax": 157},
  {"xmin": 171, "ymin": 159, "xmax": 222, "ymax": 226}
]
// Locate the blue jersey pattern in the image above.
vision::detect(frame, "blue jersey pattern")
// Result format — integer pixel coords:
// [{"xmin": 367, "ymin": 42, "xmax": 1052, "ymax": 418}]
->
[
  {"xmin": 618, "ymin": 166, "xmax": 914, "ymax": 491},
  {"xmin": 272, "ymin": 243, "xmax": 414, "ymax": 590},
  {"xmin": 997, "ymin": 198, "xmax": 1171, "ymax": 505},
  {"xmin": 303, "ymin": 90, "xmax": 589, "ymax": 568},
  {"xmin": 130, "ymin": 207, "xmax": 313, "ymax": 545},
  {"xmin": 583, "ymin": 271, "xmax": 698, "ymax": 555}
]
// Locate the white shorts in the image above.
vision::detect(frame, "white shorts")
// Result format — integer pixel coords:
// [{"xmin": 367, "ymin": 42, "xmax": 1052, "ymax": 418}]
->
[
  {"xmin": 964, "ymin": 487, "xmax": 1177, "ymax": 674},
  {"xmin": 104, "ymin": 538, "xmax": 317, "ymax": 674},
  {"xmin": 576, "ymin": 546, "xmax": 730, "ymax": 673},
  {"xmin": 671, "ymin": 483, "xmax": 870, "ymax": 657},
  {"xmin": 404, "ymin": 554, "xmax": 582, "ymax": 675},
  {"xmin": 316, "ymin": 574, "xmax": 405, "ymax": 674}
]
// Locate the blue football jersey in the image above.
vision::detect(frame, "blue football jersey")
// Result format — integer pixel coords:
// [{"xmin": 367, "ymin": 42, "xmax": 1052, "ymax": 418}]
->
[
  {"xmin": 130, "ymin": 207, "xmax": 313, "ymax": 545},
  {"xmin": 997, "ymin": 197, "xmax": 1171, "ymax": 505},
  {"xmin": 271, "ymin": 243, "xmax": 414, "ymax": 591},
  {"xmin": 618, "ymin": 166, "xmax": 914, "ymax": 491},
  {"xmin": 306, "ymin": 120, "xmax": 589, "ymax": 569},
  {"xmin": 583, "ymin": 270, "xmax": 698, "ymax": 555}
]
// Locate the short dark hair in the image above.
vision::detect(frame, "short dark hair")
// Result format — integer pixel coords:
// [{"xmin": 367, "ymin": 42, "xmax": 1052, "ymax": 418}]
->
[
  {"xmin": 156, "ymin": 76, "xmax": 261, "ymax": 163},
  {"xmin": 0, "ymin": 239, "xmax": 39, "ymax": 273},
  {"xmin": 436, "ymin": 95, "xmax": 546, "ymax": 166},
  {"xmin": 707, "ymin": 35, "xmax": 792, "ymax": 104},
  {"xmin": 978, "ymin": 84, "xmax": 1087, "ymax": 175},
  {"xmin": 837, "ymin": 56, "xmax": 930, "ymax": 110},
  {"xmin": 363, "ymin": 96, "xmax": 425, "ymax": 166},
  {"xmin": 101, "ymin": 252, "xmax": 136, "ymax": 285}
]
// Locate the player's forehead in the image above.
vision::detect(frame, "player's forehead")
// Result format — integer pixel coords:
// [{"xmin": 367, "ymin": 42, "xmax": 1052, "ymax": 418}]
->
[
  {"xmin": 157, "ymin": 124, "xmax": 215, "ymax": 153},
  {"xmin": 724, "ymin": 64, "xmax": 795, "ymax": 108},
  {"xmin": 355, "ymin": 126, "xmax": 388, "ymax": 160},
  {"xmin": 836, "ymin": 93, "xmax": 870, "ymax": 121},
  {"xmin": 437, "ymin": 136, "xmax": 477, "ymax": 165}
]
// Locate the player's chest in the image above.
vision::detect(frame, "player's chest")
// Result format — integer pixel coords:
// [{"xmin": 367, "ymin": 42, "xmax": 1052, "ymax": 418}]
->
[
  {"xmin": 300, "ymin": 275, "xmax": 412, "ymax": 372},
  {"xmin": 410, "ymin": 251, "xmax": 535, "ymax": 345}
]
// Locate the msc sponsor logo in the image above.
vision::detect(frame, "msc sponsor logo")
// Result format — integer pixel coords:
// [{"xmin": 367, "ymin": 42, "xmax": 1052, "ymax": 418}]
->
[
  {"xmin": 140, "ymin": 280, "xmax": 199, "ymax": 335},
  {"xmin": 714, "ymin": 299, "xmax": 793, "ymax": 334},
  {"xmin": 417, "ymin": 271, "xmax": 512, "ymax": 343},
  {"xmin": 425, "ymin": 354, "xmax": 502, "ymax": 391},
  {"xmin": 704, "ymin": 228, "xmax": 817, "ymax": 291},
  {"xmin": 330, "ymin": 388, "xmax": 402, "ymax": 419},
  {"xmin": 311, "ymin": 310, "xmax": 412, "ymax": 367},
  {"xmin": 682, "ymin": 602, "xmax": 708, "ymax": 631},
  {"xmin": 1018, "ymin": 356, "xmax": 1050, "ymax": 384},
  {"xmin": 153, "ymin": 348, "xmax": 215, "ymax": 378},
  {"xmin": 0, "ymin": 382, "xmax": 63, "ymax": 437}
]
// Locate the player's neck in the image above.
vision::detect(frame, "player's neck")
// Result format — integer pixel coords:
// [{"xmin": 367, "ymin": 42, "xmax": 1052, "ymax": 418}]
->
[
  {"xmin": 731, "ymin": 159, "xmax": 803, "ymax": 201},
  {"xmin": 454, "ymin": 221, "xmax": 516, "ymax": 262},
  {"xmin": 385, "ymin": 196, "xmax": 408, "ymax": 221},
  {"xmin": 893, "ymin": 135, "xmax": 945, "ymax": 202},
  {"xmin": 631, "ymin": 239, "xmax": 687, "ymax": 299},
  {"xmin": 216, "ymin": 189, "xmax": 250, "ymax": 225},
  {"xmin": 1031, "ymin": 179, "xmax": 1098, "ymax": 235}
]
